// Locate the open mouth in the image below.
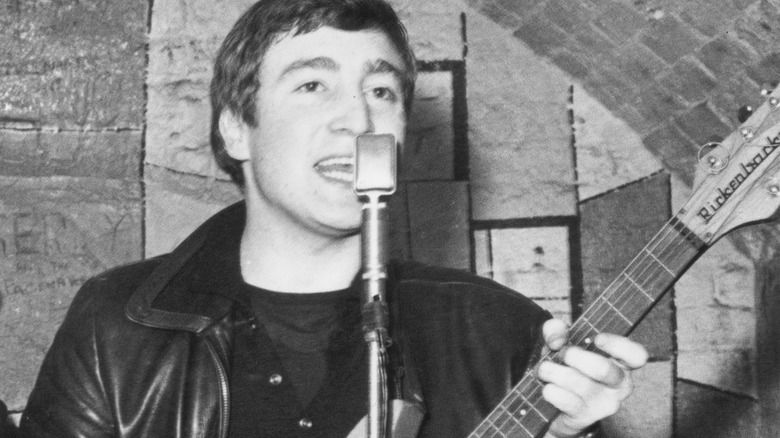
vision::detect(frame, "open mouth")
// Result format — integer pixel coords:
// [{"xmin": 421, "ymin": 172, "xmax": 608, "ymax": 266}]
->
[{"xmin": 314, "ymin": 156, "xmax": 354, "ymax": 183}]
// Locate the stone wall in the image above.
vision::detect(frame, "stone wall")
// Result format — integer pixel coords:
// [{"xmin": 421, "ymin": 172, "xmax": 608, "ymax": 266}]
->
[
  {"xmin": 1, "ymin": 0, "xmax": 778, "ymax": 436},
  {"xmin": 0, "ymin": 0, "xmax": 147, "ymax": 417}
]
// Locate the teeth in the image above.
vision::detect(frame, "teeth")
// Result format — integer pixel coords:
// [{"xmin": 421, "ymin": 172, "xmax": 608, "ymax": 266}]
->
[
  {"xmin": 320, "ymin": 170, "xmax": 352, "ymax": 182},
  {"xmin": 315, "ymin": 156, "xmax": 354, "ymax": 183},
  {"xmin": 316, "ymin": 157, "xmax": 354, "ymax": 166}
]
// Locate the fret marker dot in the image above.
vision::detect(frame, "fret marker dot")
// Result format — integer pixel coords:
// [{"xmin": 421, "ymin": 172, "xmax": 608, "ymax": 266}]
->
[
  {"xmin": 520, "ymin": 409, "xmax": 527, "ymax": 416},
  {"xmin": 584, "ymin": 338, "xmax": 592, "ymax": 344}
]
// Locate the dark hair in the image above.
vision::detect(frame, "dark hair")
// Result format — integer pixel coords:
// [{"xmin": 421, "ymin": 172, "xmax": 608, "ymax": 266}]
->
[{"xmin": 209, "ymin": 0, "xmax": 417, "ymax": 186}]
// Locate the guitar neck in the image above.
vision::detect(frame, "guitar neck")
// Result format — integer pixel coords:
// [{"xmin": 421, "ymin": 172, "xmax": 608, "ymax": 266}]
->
[
  {"xmin": 466, "ymin": 85, "xmax": 780, "ymax": 438},
  {"xmin": 469, "ymin": 216, "xmax": 707, "ymax": 438}
]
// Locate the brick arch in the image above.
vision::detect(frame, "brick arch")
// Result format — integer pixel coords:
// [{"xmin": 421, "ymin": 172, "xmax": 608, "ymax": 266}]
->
[{"xmin": 468, "ymin": 0, "xmax": 780, "ymax": 186}]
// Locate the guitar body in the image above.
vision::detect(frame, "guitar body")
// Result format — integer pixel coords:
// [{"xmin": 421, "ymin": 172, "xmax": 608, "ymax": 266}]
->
[{"xmin": 347, "ymin": 399, "xmax": 425, "ymax": 438}]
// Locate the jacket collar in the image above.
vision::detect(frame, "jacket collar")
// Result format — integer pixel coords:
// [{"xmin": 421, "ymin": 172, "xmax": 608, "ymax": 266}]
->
[
  {"xmin": 124, "ymin": 200, "xmax": 413, "ymax": 334},
  {"xmin": 126, "ymin": 202, "xmax": 247, "ymax": 333}
]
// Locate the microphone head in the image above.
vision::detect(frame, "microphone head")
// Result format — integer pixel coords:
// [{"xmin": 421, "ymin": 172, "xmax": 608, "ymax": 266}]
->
[{"xmin": 354, "ymin": 134, "xmax": 397, "ymax": 197}]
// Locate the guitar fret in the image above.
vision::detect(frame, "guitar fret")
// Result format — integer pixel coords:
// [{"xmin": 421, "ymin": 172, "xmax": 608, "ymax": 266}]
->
[
  {"xmin": 611, "ymin": 273, "xmax": 659, "ymax": 320},
  {"xmin": 481, "ymin": 407, "xmax": 514, "ymax": 438},
  {"xmin": 573, "ymin": 319, "xmax": 601, "ymax": 348},
  {"xmin": 470, "ymin": 377, "xmax": 554, "ymax": 438},
  {"xmin": 670, "ymin": 218, "xmax": 706, "ymax": 251},
  {"xmin": 485, "ymin": 418, "xmax": 506, "ymax": 438},
  {"xmin": 570, "ymin": 322, "xmax": 601, "ymax": 348},
  {"xmin": 620, "ymin": 272, "xmax": 655, "ymax": 303},
  {"xmin": 504, "ymin": 391, "xmax": 551, "ymax": 424},
  {"xmin": 493, "ymin": 409, "xmax": 532, "ymax": 437},
  {"xmin": 472, "ymin": 422, "xmax": 502, "ymax": 438},
  {"xmin": 652, "ymin": 228, "xmax": 701, "ymax": 273},
  {"xmin": 606, "ymin": 292, "xmax": 646, "ymax": 327},
  {"xmin": 642, "ymin": 247, "xmax": 675, "ymax": 276},
  {"xmin": 603, "ymin": 298, "xmax": 632, "ymax": 325},
  {"xmin": 473, "ymin": 413, "xmax": 525, "ymax": 438},
  {"xmin": 470, "ymin": 421, "xmax": 493, "ymax": 436}
]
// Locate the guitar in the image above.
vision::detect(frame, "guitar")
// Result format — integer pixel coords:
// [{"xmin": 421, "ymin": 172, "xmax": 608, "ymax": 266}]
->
[
  {"xmin": 346, "ymin": 86, "xmax": 780, "ymax": 438},
  {"xmin": 468, "ymin": 86, "xmax": 780, "ymax": 438}
]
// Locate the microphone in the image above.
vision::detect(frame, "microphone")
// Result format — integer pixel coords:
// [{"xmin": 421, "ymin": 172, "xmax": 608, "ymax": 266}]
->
[
  {"xmin": 354, "ymin": 133, "xmax": 397, "ymax": 197},
  {"xmin": 354, "ymin": 133, "xmax": 397, "ymax": 438},
  {"xmin": 354, "ymin": 133, "xmax": 397, "ymax": 304}
]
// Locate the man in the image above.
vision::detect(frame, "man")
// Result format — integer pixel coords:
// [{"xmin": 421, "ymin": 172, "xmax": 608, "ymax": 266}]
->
[{"xmin": 20, "ymin": 0, "xmax": 647, "ymax": 437}]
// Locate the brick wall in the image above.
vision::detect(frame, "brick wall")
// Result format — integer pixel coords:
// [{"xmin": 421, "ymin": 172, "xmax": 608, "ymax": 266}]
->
[{"xmin": 472, "ymin": 0, "xmax": 779, "ymax": 184}]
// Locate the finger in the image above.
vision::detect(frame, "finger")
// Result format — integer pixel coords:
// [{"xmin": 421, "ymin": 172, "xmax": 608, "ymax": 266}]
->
[
  {"xmin": 542, "ymin": 318, "xmax": 569, "ymax": 351},
  {"xmin": 544, "ymin": 378, "xmax": 621, "ymax": 421},
  {"xmin": 594, "ymin": 333, "xmax": 648, "ymax": 370},
  {"xmin": 560, "ymin": 347, "xmax": 626, "ymax": 389},
  {"xmin": 541, "ymin": 380, "xmax": 585, "ymax": 415},
  {"xmin": 536, "ymin": 360, "xmax": 598, "ymax": 395}
]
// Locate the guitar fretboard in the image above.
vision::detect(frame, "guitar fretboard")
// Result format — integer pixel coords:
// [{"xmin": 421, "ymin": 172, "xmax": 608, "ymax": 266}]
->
[{"xmin": 468, "ymin": 217, "xmax": 705, "ymax": 438}]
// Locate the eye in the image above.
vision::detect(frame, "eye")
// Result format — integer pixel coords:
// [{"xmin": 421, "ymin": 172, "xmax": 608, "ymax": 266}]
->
[
  {"xmin": 296, "ymin": 81, "xmax": 325, "ymax": 93},
  {"xmin": 370, "ymin": 87, "xmax": 397, "ymax": 102}
]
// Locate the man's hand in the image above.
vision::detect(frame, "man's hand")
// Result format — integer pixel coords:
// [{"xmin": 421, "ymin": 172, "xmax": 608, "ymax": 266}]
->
[{"xmin": 537, "ymin": 319, "xmax": 648, "ymax": 438}]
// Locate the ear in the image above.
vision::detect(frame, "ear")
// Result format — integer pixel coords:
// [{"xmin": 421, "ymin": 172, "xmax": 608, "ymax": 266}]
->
[{"xmin": 218, "ymin": 109, "xmax": 251, "ymax": 161}]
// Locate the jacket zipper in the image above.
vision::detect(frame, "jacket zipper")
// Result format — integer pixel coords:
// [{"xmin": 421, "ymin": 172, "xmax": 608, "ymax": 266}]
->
[{"xmin": 206, "ymin": 339, "xmax": 230, "ymax": 438}]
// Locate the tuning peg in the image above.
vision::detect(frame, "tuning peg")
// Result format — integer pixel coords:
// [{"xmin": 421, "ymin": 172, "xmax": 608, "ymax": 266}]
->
[
  {"xmin": 737, "ymin": 105, "xmax": 753, "ymax": 123},
  {"xmin": 760, "ymin": 81, "xmax": 777, "ymax": 96},
  {"xmin": 698, "ymin": 142, "xmax": 728, "ymax": 175}
]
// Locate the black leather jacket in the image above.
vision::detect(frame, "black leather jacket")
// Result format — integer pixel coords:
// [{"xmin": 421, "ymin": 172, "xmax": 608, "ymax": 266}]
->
[{"xmin": 20, "ymin": 203, "xmax": 550, "ymax": 438}]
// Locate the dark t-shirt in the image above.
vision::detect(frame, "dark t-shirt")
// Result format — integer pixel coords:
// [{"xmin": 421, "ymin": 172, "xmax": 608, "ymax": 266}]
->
[
  {"xmin": 247, "ymin": 285, "xmax": 357, "ymax": 406},
  {"xmin": 228, "ymin": 283, "xmax": 367, "ymax": 437}
]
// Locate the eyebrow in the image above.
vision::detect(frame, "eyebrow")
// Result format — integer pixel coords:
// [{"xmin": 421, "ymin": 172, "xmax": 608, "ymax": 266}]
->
[
  {"xmin": 278, "ymin": 56, "xmax": 339, "ymax": 80},
  {"xmin": 277, "ymin": 56, "xmax": 404, "ymax": 82},
  {"xmin": 367, "ymin": 59, "xmax": 404, "ymax": 80}
]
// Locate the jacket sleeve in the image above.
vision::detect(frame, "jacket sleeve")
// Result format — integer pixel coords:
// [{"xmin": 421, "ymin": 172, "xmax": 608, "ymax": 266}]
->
[{"xmin": 19, "ymin": 278, "xmax": 117, "ymax": 438}]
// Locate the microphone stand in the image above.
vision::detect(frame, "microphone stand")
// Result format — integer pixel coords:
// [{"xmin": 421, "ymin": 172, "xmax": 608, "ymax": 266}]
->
[
  {"xmin": 362, "ymin": 194, "xmax": 390, "ymax": 438},
  {"xmin": 354, "ymin": 134, "xmax": 397, "ymax": 438}
]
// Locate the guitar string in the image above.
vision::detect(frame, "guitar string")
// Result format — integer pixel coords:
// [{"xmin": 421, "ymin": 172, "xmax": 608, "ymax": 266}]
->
[
  {"xmin": 484, "ymin": 158, "xmax": 771, "ymax": 437},
  {"xmin": 481, "ymin": 227, "xmax": 715, "ymax": 438},
  {"xmin": 573, "ymin": 93, "xmax": 780, "ymax": 349},
  {"xmin": 484, "ymin": 206, "xmax": 727, "ymax": 437},
  {"xmin": 473, "ymin": 197, "xmax": 719, "ymax": 436},
  {"xmin": 579, "ymin": 135, "xmax": 780, "ymax": 347},
  {"xmin": 499, "ymin": 102, "xmax": 776, "ymax": 438},
  {"xmin": 472, "ymin": 101, "xmax": 778, "ymax": 437},
  {"xmin": 515, "ymin": 220, "xmax": 693, "ymax": 436},
  {"xmin": 472, "ymin": 220, "xmax": 689, "ymax": 436},
  {"xmin": 569, "ymin": 100, "xmax": 780, "ymax": 350},
  {"xmin": 486, "ymin": 217, "xmax": 699, "ymax": 437},
  {"xmin": 526, "ymin": 101, "xmax": 777, "ymax": 435},
  {"xmin": 554, "ymin": 96, "xmax": 780, "ymax": 430}
]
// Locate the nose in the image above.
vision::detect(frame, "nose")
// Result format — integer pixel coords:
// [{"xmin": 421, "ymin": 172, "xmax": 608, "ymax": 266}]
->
[{"xmin": 329, "ymin": 91, "xmax": 373, "ymax": 135}]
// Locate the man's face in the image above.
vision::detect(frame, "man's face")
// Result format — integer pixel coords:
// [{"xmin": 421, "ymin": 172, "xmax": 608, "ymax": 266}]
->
[{"xmin": 223, "ymin": 26, "xmax": 408, "ymax": 238}]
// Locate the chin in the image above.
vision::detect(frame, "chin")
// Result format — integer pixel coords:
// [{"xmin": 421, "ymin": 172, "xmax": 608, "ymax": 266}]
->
[
  {"xmin": 327, "ymin": 215, "xmax": 363, "ymax": 235},
  {"xmin": 312, "ymin": 209, "xmax": 362, "ymax": 235}
]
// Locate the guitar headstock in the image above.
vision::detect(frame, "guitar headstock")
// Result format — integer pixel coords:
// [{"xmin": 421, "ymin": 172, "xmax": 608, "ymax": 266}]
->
[{"xmin": 679, "ymin": 85, "xmax": 780, "ymax": 245}]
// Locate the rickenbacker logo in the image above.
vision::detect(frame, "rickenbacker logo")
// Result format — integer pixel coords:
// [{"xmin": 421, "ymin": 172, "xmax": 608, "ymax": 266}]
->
[{"xmin": 698, "ymin": 132, "xmax": 780, "ymax": 223}]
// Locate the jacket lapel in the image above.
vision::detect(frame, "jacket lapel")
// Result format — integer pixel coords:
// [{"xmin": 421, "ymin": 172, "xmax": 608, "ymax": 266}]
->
[{"xmin": 126, "ymin": 202, "xmax": 246, "ymax": 333}]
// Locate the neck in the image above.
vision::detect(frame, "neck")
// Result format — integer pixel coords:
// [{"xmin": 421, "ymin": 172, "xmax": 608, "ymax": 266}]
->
[{"xmin": 239, "ymin": 203, "xmax": 362, "ymax": 293}]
